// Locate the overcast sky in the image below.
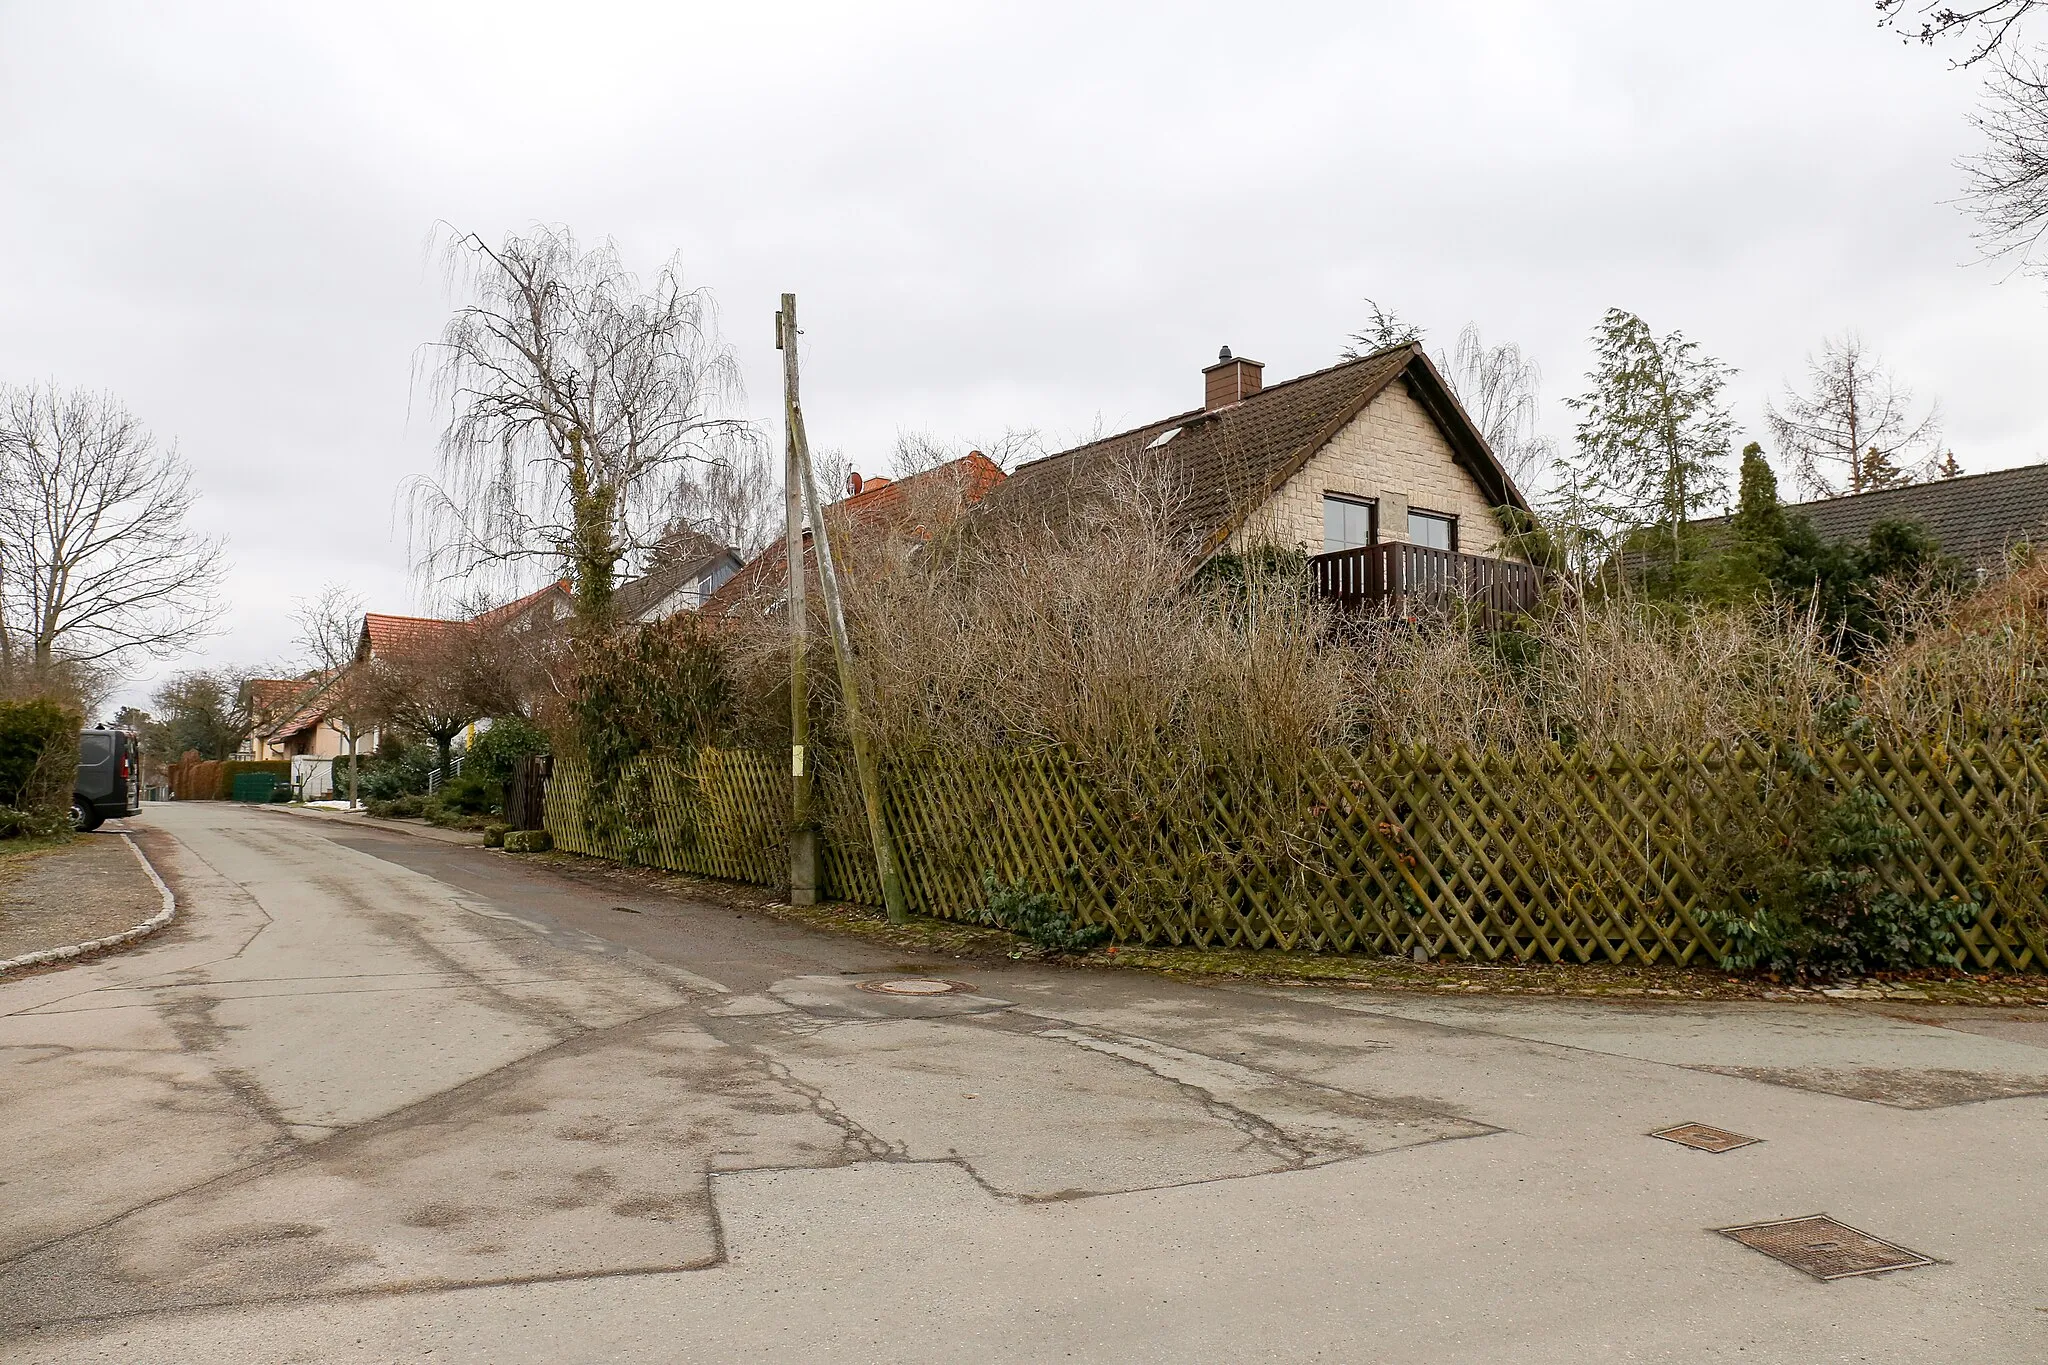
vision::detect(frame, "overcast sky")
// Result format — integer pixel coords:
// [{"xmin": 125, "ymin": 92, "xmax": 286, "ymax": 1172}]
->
[{"xmin": 3, "ymin": 2, "xmax": 2042, "ymax": 715}]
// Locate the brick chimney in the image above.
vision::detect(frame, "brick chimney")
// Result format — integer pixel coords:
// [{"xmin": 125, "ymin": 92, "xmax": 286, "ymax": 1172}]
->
[{"xmin": 1203, "ymin": 345, "xmax": 1264, "ymax": 410}]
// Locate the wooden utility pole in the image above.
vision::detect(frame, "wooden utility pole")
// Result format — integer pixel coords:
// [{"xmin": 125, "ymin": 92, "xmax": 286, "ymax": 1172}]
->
[
  {"xmin": 795, "ymin": 427, "xmax": 910, "ymax": 924},
  {"xmin": 777, "ymin": 295, "xmax": 817, "ymax": 905}
]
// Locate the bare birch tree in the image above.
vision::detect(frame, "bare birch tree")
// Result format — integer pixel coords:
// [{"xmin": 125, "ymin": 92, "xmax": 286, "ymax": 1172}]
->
[
  {"xmin": 291, "ymin": 583, "xmax": 375, "ymax": 806},
  {"xmin": 0, "ymin": 384, "xmax": 225, "ymax": 687},
  {"xmin": 660, "ymin": 434, "xmax": 780, "ymax": 557},
  {"xmin": 1441, "ymin": 324, "xmax": 1556, "ymax": 496},
  {"xmin": 1765, "ymin": 334, "xmax": 1943, "ymax": 497},
  {"xmin": 410, "ymin": 225, "xmax": 760, "ymax": 628}
]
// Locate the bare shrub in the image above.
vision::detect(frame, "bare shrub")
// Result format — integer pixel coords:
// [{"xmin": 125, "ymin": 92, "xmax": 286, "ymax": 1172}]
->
[{"xmin": 1864, "ymin": 552, "xmax": 2048, "ymax": 742}]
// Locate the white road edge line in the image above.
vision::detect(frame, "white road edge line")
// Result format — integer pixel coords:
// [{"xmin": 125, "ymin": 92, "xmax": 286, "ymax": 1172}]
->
[{"xmin": 0, "ymin": 832, "xmax": 177, "ymax": 977}]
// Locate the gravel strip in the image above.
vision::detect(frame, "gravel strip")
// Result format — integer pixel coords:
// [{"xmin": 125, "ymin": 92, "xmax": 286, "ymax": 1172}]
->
[{"xmin": 0, "ymin": 833, "xmax": 176, "ymax": 976}]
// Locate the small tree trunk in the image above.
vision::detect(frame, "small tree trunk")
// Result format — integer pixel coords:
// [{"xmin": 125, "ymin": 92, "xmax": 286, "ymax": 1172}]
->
[{"xmin": 347, "ymin": 736, "xmax": 359, "ymax": 808}]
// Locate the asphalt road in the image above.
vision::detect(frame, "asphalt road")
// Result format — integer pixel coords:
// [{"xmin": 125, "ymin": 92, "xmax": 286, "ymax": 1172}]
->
[{"xmin": 3, "ymin": 802, "xmax": 2045, "ymax": 1362}]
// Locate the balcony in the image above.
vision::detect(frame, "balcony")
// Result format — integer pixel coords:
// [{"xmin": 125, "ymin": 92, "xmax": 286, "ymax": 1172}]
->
[{"xmin": 1309, "ymin": 541, "xmax": 1541, "ymax": 625}]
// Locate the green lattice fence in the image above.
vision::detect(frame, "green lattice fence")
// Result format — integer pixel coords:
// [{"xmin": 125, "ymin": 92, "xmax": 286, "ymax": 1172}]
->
[{"xmin": 545, "ymin": 737, "xmax": 2048, "ymax": 970}]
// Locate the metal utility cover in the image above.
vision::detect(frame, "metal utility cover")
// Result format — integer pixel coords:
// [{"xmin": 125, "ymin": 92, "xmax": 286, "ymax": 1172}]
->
[
  {"xmin": 1718, "ymin": 1216, "xmax": 1935, "ymax": 1281},
  {"xmin": 1650, "ymin": 1122, "xmax": 1761, "ymax": 1153},
  {"xmin": 855, "ymin": 978, "xmax": 972, "ymax": 997}
]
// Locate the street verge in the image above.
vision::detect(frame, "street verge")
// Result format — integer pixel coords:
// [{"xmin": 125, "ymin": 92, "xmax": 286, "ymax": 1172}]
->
[
  {"xmin": 0, "ymin": 832, "xmax": 176, "ymax": 976},
  {"xmin": 524, "ymin": 849, "xmax": 2048, "ymax": 1008}
]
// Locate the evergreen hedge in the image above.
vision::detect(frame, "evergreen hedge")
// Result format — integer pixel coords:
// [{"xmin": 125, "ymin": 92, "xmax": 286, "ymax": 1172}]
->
[{"xmin": 0, "ymin": 698, "xmax": 81, "ymax": 837}]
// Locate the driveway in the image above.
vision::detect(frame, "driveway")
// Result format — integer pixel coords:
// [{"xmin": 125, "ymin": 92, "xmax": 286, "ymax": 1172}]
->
[{"xmin": 3, "ymin": 802, "xmax": 2045, "ymax": 1362}]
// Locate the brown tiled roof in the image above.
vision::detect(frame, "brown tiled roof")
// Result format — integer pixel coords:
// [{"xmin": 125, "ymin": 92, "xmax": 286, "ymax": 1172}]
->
[
  {"xmin": 983, "ymin": 343, "xmax": 1527, "ymax": 556},
  {"xmin": 702, "ymin": 451, "xmax": 1008, "ymax": 618},
  {"xmin": 268, "ymin": 694, "xmax": 330, "ymax": 742}
]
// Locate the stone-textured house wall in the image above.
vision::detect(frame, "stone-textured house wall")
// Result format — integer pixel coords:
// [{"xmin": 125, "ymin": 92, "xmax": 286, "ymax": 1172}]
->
[{"xmin": 1227, "ymin": 381, "xmax": 1515, "ymax": 557}]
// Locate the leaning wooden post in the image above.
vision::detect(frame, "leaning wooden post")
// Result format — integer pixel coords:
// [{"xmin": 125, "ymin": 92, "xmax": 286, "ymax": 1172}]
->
[
  {"xmin": 793, "ymin": 423, "xmax": 910, "ymax": 924},
  {"xmin": 777, "ymin": 296, "xmax": 818, "ymax": 905}
]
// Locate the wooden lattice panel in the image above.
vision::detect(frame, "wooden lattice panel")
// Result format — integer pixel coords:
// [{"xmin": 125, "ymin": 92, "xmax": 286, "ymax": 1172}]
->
[{"xmin": 545, "ymin": 738, "xmax": 2048, "ymax": 970}]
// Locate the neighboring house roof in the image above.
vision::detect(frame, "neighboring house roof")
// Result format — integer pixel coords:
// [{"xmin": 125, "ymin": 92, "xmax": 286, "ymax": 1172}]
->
[
  {"xmin": 470, "ymin": 579, "xmax": 573, "ymax": 631},
  {"xmin": 244, "ymin": 677, "xmax": 311, "ymax": 729},
  {"xmin": 615, "ymin": 539, "xmax": 745, "ymax": 622},
  {"xmin": 701, "ymin": 451, "xmax": 1008, "ymax": 617},
  {"xmin": 250, "ymin": 671, "xmax": 337, "ymax": 743},
  {"xmin": 268, "ymin": 693, "xmax": 331, "ymax": 742},
  {"xmin": 985, "ymin": 343, "xmax": 1527, "ymax": 558},
  {"xmin": 1699, "ymin": 465, "xmax": 2048, "ymax": 572},
  {"xmin": 359, "ymin": 612, "xmax": 471, "ymax": 660}
]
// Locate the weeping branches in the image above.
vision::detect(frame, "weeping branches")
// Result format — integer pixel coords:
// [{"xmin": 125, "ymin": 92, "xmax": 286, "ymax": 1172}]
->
[{"xmin": 409, "ymin": 224, "xmax": 761, "ymax": 626}]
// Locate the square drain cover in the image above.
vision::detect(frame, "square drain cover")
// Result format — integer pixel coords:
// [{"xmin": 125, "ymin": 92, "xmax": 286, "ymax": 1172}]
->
[
  {"xmin": 1651, "ymin": 1122, "xmax": 1760, "ymax": 1153},
  {"xmin": 1719, "ymin": 1215, "xmax": 1934, "ymax": 1280}
]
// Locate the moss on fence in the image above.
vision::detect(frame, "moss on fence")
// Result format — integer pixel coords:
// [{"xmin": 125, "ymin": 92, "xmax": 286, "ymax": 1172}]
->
[{"xmin": 544, "ymin": 738, "xmax": 2048, "ymax": 973}]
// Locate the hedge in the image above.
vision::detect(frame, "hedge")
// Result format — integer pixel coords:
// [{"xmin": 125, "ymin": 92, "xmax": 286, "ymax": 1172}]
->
[
  {"xmin": 167, "ymin": 758, "xmax": 292, "ymax": 801},
  {"xmin": 0, "ymin": 697, "xmax": 80, "ymax": 836}
]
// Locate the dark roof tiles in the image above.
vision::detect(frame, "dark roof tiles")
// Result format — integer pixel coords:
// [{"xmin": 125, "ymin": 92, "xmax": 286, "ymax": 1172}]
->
[
  {"xmin": 983, "ymin": 344, "xmax": 1523, "ymax": 554},
  {"xmin": 1787, "ymin": 465, "xmax": 2048, "ymax": 570}
]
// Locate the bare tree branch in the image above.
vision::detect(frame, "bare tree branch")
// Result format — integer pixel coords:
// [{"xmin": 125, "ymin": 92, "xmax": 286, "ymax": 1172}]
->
[
  {"xmin": 1765, "ymin": 333, "xmax": 1943, "ymax": 497},
  {"xmin": 1878, "ymin": 0, "xmax": 2040, "ymax": 66},
  {"xmin": 1441, "ymin": 323, "xmax": 1556, "ymax": 497},
  {"xmin": 0, "ymin": 383, "xmax": 225, "ymax": 686},
  {"xmin": 1966, "ymin": 49, "xmax": 2048, "ymax": 272},
  {"xmin": 408, "ymin": 224, "xmax": 761, "ymax": 626}
]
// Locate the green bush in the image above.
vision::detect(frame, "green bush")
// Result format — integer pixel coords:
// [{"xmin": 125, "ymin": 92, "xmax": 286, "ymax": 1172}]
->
[
  {"xmin": 432, "ymin": 769, "xmax": 500, "ymax": 817},
  {"xmin": 976, "ymin": 872, "xmax": 1109, "ymax": 953},
  {"xmin": 463, "ymin": 716, "xmax": 548, "ymax": 789},
  {"xmin": 0, "ymin": 698, "xmax": 80, "ymax": 839},
  {"xmin": 352, "ymin": 737, "xmax": 434, "ymax": 802},
  {"xmin": 1705, "ymin": 748, "xmax": 1981, "ymax": 977},
  {"xmin": 367, "ymin": 793, "xmax": 427, "ymax": 819}
]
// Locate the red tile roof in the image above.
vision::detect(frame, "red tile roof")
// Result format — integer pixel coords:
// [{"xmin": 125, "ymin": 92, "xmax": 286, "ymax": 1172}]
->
[
  {"xmin": 244, "ymin": 677, "xmax": 311, "ymax": 727},
  {"xmin": 702, "ymin": 451, "xmax": 1007, "ymax": 617},
  {"xmin": 470, "ymin": 579, "xmax": 572, "ymax": 630},
  {"xmin": 359, "ymin": 612, "xmax": 471, "ymax": 660}
]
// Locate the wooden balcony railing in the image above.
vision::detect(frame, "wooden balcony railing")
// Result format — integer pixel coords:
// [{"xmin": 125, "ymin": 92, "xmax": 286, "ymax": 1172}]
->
[{"xmin": 1309, "ymin": 541, "xmax": 1541, "ymax": 625}]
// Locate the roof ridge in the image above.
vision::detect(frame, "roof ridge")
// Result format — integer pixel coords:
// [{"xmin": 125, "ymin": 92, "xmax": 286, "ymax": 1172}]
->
[
  {"xmin": 1015, "ymin": 345, "xmax": 1415, "ymax": 475},
  {"xmin": 843, "ymin": 450, "xmax": 1001, "ymax": 507},
  {"xmin": 363, "ymin": 611, "xmax": 461, "ymax": 625},
  {"xmin": 1784, "ymin": 460, "xmax": 2048, "ymax": 511}
]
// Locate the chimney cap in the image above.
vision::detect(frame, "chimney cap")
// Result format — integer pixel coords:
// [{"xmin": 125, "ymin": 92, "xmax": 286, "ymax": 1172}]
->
[
  {"xmin": 1202, "ymin": 350, "xmax": 1264, "ymax": 375},
  {"xmin": 1218, "ymin": 345, "xmax": 1233, "ymax": 361}
]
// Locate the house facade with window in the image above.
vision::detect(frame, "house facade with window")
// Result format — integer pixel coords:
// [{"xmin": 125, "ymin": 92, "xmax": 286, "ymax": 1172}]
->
[{"xmin": 988, "ymin": 341, "xmax": 1532, "ymax": 608}]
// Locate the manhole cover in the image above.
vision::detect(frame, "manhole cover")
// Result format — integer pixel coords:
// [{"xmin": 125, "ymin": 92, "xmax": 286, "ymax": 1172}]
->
[
  {"xmin": 1718, "ymin": 1215, "xmax": 1935, "ymax": 1280},
  {"xmin": 1651, "ymin": 1122, "xmax": 1760, "ymax": 1153},
  {"xmin": 855, "ymin": 977, "xmax": 972, "ymax": 997}
]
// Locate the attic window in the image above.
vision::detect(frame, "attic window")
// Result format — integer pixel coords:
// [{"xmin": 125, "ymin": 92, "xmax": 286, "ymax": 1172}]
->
[{"xmin": 1145, "ymin": 426, "xmax": 1182, "ymax": 450}]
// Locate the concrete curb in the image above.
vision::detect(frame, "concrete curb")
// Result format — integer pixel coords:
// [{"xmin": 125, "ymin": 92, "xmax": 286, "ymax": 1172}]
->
[
  {"xmin": 0, "ymin": 832, "xmax": 177, "ymax": 976},
  {"xmin": 259, "ymin": 803, "xmax": 487, "ymax": 847}
]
